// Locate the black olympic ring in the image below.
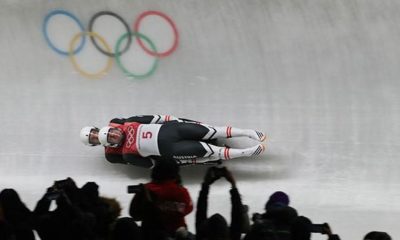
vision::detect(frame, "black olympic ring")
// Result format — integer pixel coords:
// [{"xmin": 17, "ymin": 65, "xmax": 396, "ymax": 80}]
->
[{"xmin": 88, "ymin": 11, "xmax": 132, "ymax": 57}]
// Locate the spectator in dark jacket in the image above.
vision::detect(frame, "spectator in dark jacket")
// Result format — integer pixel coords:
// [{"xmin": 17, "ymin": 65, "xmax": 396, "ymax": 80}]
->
[
  {"xmin": 0, "ymin": 188, "xmax": 35, "ymax": 240},
  {"xmin": 80, "ymin": 182, "xmax": 122, "ymax": 239},
  {"xmin": 196, "ymin": 166, "xmax": 247, "ymax": 240},
  {"xmin": 129, "ymin": 159, "xmax": 193, "ymax": 240},
  {"xmin": 263, "ymin": 191, "xmax": 298, "ymax": 227},
  {"xmin": 244, "ymin": 191, "xmax": 297, "ymax": 240}
]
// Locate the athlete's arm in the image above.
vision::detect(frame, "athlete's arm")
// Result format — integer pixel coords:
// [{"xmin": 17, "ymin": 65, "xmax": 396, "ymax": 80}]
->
[
  {"xmin": 111, "ymin": 115, "xmax": 199, "ymax": 124},
  {"xmin": 110, "ymin": 115, "xmax": 169, "ymax": 124},
  {"xmin": 105, "ymin": 153, "xmax": 155, "ymax": 168},
  {"xmin": 123, "ymin": 154, "xmax": 155, "ymax": 168},
  {"xmin": 105, "ymin": 153, "xmax": 125, "ymax": 164}
]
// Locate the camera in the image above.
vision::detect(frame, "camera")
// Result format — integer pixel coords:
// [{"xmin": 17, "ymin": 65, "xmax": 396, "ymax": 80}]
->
[
  {"xmin": 127, "ymin": 184, "xmax": 143, "ymax": 194},
  {"xmin": 54, "ymin": 179, "xmax": 73, "ymax": 189},
  {"xmin": 251, "ymin": 213, "xmax": 264, "ymax": 224},
  {"xmin": 45, "ymin": 187, "xmax": 62, "ymax": 201},
  {"xmin": 44, "ymin": 178, "xmax": 75, "ymax": 201},
  {"xmin": 310, "ymin": 223, "xmax": 329, "ymax": 234}
]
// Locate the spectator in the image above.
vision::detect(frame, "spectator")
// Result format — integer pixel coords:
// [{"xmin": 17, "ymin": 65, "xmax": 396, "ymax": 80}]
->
[
  {"xmin": 80, "ymin": 182, "xmax": 122, "ymax": 239},
  {"xmin": 364, "ymin": 231, "xmax": 391, "ymax": 240},
  {"xmin": 0, "ymin": 188, "xmax": 35, "ymax": 240},
  {"xmin": 244, "ymin": 191, "xmax": 297, "ymax": 240},
  {"xmin": 33, "ymin": 178, "xmax": 96, "ymax": 240},
  {"xmin": 196, "ymin": 166, "xmax": 248, "ymax": 240},
  {"xmin": 129, "ymin": 159, "xmax": 193, "ymax": 240}
]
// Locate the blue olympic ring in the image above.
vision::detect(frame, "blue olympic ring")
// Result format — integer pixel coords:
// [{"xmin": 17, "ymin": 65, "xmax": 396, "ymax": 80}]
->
[{"xmin": 42, "ymin": 9, "xmax": 86, "ymax": 56}]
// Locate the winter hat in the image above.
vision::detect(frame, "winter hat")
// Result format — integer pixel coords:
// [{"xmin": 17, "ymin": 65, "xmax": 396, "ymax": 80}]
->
[
  {"xmin": 54, "ymin": 177, "xmax": 80, "ymax": 203},
  {"xmin": 265, "ymin": 191, "xmax": 290, "ymax": 209},
  {"xmin": 0, "ymin": 189, "xmax": 21, "ymax": 210},
  {"xmin": 364, "ymin": 231, "xmax": 392, "ymax": 240},
  {"xmin": 81, "ymin": 182, "xmax": 99, "ymax": 200},
  {"xmin": 151, "ymin": 159, "xmax": 180, "ymax": 182}
]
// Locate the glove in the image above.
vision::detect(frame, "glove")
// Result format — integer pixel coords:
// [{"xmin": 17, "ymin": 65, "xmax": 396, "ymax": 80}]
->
[
  {"xmin": 203, "ymin": 167, "xmax": 220, "ymax": 185},
  {"xmin": 222, "ymin": 167, "xmax": 236, "ymax": 187}
]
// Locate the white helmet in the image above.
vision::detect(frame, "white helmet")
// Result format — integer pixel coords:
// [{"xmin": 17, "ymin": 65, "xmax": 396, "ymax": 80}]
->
[
  {"xmin": 80, "ymin": 126, "xmax": 100, "ymax": 146},
  {"xmin": 98, "ymin": 126, "xmax": 122, "ymax": 147}
]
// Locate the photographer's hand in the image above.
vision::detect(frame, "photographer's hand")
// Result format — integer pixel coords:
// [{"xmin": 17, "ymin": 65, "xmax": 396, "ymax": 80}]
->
[
  {"xmin": 223, "ymin": 167, "xmax": 236, "ymax": 188},
  {"xmin": 142, "ymin": 184, "xmax": 154, "ymax": 202},
  {"xmin": 323, "ymin": 223, "xmax": 332, "ymax": 235},
  {"xmin": 322, "ymin": 223, "xmax": 341, "ymax": 240},
  {"xmin": 203, "ymin": 167, "xmax": 220, "ymax": 185}
]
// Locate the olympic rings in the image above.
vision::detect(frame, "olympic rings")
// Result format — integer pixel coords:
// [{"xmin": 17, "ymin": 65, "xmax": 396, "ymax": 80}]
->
[
  {"xmin": 42, "ymin": 9, "xmax": 179, "ymax": 79},
  {"xmin": 115, "ymin": 32, "xmax": 159, "ymax": 79},
  {"xmin": 88, "ymin": 11, "xmax": 132, "ymax": 57},
  {"xmin": 69, "ymin": 32, "xmax": 113, "ymax": 79},
  {"xmin": 133, "ymin": 10, "xmax": 179, "ymax": 58},
  {"xmin": 43, "ymin": 10, "xmax": 86, "ymax": 56}
]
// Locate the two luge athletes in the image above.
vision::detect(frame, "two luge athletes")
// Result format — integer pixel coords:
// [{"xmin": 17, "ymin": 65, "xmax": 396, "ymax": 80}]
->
[{"xmin": 80, "ymin": 115, "xmax": 266, "ymax": 168}]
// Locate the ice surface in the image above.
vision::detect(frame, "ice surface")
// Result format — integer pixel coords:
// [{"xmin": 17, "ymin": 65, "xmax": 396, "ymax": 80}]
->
[{"xmin": 0, "ymin": 0, "xmax": 399, "ymax": 239}]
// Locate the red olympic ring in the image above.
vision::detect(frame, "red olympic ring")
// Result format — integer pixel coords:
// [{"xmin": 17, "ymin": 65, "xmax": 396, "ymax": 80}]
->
[{"xmin": 133, "ymin": 10, "xmax": 179, "ymax": 58}]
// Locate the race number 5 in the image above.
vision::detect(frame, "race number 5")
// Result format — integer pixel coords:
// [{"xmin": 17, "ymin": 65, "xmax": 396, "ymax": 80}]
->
[{"xmin": 142, "ymin": 131, "xmax": 153, "ymax": 139}]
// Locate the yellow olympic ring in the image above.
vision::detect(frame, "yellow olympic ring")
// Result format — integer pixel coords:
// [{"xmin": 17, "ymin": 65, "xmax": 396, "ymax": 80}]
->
[{"xmin": 68, "ymin": 32, "xmax": 113, "ymax": 79}]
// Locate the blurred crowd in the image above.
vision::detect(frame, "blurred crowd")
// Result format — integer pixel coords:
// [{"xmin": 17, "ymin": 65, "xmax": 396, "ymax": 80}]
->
[{"xmin": 0, "ymin": 160, "xmax": 392, "ymax": 240}]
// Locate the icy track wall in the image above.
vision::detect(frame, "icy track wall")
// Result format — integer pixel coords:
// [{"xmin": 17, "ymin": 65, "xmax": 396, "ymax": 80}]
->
[{"xmin": 1, "ymin": 0, "xmax": 400, "ymax": 239}]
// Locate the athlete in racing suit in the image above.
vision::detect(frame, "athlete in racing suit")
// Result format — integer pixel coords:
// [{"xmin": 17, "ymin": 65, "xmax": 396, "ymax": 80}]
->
[{"xmin": 80, "ymin": 115, "xmax": 266, "ymax": 168}]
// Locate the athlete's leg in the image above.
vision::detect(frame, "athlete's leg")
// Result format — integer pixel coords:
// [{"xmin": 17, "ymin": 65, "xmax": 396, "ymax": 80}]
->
[
  {"xmin": 159, "ymin": 140, "xmax": 208, "ymax": 165},
  {"xmin": 170, "ymin": 140, "xmax": 208, "ymax": 159},
  {"xmin": 198, "ymin": 142, "xmax": 266, "ymax": 161},
  {"xmin": 213, "ymin": 126, "xmax": 266, "ymax": 142},
  {"xmin": 161, "ymin": 139, "xmax": 265, "ymax": 164},
  {"xmin": 173, "ymin": 122, "xmax": 267, "ymax": 142}
]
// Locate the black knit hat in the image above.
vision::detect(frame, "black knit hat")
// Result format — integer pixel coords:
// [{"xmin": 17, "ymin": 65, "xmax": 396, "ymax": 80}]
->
[
  {"xmin": 364, "ymin": 231, "xmax": 392, "ymax": 240},
  {"xmin": 265, "ymin": 191, "xmax": 290, "ymax": 210},
  {"xmin": 151, "ymin": 159, "xmax": 180, "ymax": 182},
  {"xmin": 81, "ymin": 182, "xmax": 99, "ymax": 200}
]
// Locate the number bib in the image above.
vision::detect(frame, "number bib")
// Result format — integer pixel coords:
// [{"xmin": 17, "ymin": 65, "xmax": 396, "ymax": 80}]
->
[
  {"xmin": 135, "ymin": 124, "xmax": 161, "ymax": 157},
  {"xmin": 106, "ymin": 122, "xmax": 161, "ymax": 157}
]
